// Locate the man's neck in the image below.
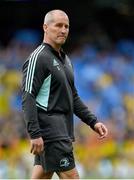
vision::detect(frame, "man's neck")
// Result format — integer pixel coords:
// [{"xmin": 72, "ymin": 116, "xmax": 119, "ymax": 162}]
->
[{"xmin": 43, "ymin": 39, "xmax": 61, "ymax": 53}]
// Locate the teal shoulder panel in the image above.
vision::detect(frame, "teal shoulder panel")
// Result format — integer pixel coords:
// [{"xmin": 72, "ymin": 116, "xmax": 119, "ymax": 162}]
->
[{"xmin": 36, "ymin": 74, "xmax": 51, "ymax": 110}]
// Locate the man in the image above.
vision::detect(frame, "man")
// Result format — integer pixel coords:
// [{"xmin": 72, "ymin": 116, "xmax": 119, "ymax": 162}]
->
[{"xmin": 22, "ymin": 9, "xmax": 108, "ymax": 179}]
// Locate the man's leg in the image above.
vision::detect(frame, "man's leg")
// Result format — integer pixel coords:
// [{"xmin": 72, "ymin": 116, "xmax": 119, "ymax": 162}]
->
[
  {"xmin": 31, "ymin": 165, "xmax": 54, "ymax": 179},
  {"xmin": 56, "ymin": 167, "xmax": 79, "ymax": 179}
]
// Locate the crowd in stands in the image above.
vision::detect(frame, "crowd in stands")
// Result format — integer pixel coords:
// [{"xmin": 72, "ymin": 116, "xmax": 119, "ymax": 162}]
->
[{"xmin": 0, "ymin": 28, "xmax": 134, "ymax": 178}]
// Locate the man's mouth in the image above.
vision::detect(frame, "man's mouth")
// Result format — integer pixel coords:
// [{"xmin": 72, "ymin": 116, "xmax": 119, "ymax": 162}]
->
[{"xmin": 58, "ymin": 36, "xmax": 66, "ymax": 38}]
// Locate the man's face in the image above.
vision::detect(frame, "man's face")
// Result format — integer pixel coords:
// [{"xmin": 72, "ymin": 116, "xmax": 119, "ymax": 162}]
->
[{"xmin": 44, "ymin": 13, "xmax": 69, "ymax": 46}]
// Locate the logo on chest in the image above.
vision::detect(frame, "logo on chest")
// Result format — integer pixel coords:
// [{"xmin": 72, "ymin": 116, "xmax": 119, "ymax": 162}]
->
[{"xmin": 53, "ymin": 59, "xmax": 60, "ymax": 70}]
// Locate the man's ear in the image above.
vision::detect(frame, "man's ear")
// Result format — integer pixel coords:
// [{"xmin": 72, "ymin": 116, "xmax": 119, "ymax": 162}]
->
[{"xmin": 43, "ymin": 24, "xmax": 47, "ymax": 33}]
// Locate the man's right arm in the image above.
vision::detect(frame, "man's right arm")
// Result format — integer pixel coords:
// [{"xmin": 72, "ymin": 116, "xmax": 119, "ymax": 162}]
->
[
  {"xmin": 22, "ymin": 51, "xmax": 50, "ymax": 154},
  {"xmin": 22, "ymin": 91, "xmax": 42, "ymax": 139},
  {"xmin": 22, "ymin": 52, "xmax": 49, "ymax": 139}
]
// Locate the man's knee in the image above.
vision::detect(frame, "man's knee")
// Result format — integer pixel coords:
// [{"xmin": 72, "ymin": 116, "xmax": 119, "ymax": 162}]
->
[
  {"xmin": 57, "ymin": 167, "xmax": 79, "ymax": 179},
  {"xmin": 31, "ymin": 165, "xmax": 53, "ymax": 179}
]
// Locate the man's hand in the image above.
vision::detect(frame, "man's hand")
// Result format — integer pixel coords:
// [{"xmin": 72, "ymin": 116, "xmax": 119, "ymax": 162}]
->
[
  {"xmin": 30, "ymin": 137, "xmax": 44, "ymax": 155},
  {"xmin": 94, "ymin": 122, "xmax": 108, "ymax": 139}
]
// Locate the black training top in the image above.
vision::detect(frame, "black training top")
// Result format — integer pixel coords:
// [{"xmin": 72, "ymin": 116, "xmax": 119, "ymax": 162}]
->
[{"xmin": 22, "ymin": 43, "xmax": 98, "ymax": 142}]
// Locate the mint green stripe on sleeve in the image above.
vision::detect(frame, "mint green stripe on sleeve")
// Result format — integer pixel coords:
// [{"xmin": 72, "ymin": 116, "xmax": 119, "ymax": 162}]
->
[
  {"xmin": 25, "ymin": 45, "xmax": 43, "ymax": 92},
  {"xmin": 29, "ymin": 46, "xmax": 44, "ymax": 93},
  {"xmin": 25, "ymin": 45, "xmax": 45, "ymax": 93}
]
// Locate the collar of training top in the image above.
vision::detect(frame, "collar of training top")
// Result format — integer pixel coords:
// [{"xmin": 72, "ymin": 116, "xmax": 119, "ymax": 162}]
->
[{"xmin": 42, "ymin": 42, "xmax": 66, "ymax": 61}]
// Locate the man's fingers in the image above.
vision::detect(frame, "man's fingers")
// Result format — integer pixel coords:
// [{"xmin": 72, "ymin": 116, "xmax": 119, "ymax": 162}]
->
[
  {"xmin": 41, "ymin": 143, "xmax": 44, "ymax": 152},
  {"xmin": 94, "ymin": 122, "xmax": 108, "ymax": 139},
  {"xmin": 31, "ymin": 145, "xmax": 39, "ymax": 155},
  {"xmin": 37, "ymin": 144, "xmax": 44, "ymax": 154},
  {"xmin": 98, "ymin": 125, "xmax": 108, "ymax": 139},
  {"xmin": 97, "ymin": 126, "xmax": 104, "ymax": 136},
  {"xmin": 30, "ymin": 144, "xmax": 37, "ymax": 154},
  {"xmin": 102, "ymin": 125, "xmax": 108, "ymax": 136},
  {"xmin": 30, "ymin": 143, "xmax": 44, "ymax": 155},
  {"xmin": 30, "ymin": 137, "xmax": 44, "ymax": 154},
  {"xmin": 30, "ymin": 144, "xmax": 34, "ymax": 153}
]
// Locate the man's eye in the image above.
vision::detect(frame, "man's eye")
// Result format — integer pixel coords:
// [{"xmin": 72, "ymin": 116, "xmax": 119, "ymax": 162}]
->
[{"xmin": 56, "ymin": 24, "xmax": 62, "ymax": 27}]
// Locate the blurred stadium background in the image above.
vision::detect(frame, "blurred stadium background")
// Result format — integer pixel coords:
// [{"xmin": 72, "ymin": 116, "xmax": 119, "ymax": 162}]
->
[{"xmin": 0, "ymin": 0, "xmax": 134, "ymax": 178}]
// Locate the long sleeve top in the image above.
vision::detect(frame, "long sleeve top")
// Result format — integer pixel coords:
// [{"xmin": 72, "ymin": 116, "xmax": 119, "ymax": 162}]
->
[{"xmin": 22, "ymin": 43, "xmax": 98, "ymax": 142}]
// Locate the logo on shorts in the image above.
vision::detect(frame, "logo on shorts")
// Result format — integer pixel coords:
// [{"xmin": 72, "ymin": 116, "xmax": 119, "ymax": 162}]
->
[{"xmin": 60, "ymin": 157, "xmax": 70, "ymax": 167}]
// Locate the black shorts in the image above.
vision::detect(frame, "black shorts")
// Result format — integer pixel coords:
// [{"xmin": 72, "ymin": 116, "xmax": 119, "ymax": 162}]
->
[{"xmin": 34, "ymin": 139, "xmax": 75, "ymax": 172}]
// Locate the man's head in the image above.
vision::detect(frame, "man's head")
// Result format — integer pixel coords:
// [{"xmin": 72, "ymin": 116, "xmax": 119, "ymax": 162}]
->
[{"xmin": 43, "ymin": 10, "xmax": 69, "ymax": 50}]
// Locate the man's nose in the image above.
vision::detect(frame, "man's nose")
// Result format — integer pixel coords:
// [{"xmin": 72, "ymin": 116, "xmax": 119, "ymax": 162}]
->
[{"xmin": 61, "ymin": 26, "xmax": 67, "ymax": 33}]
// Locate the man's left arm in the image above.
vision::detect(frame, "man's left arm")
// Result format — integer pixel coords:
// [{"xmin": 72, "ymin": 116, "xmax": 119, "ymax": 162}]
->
[{"xmin": 73, "ymin": 86, "xmax": 108, "ymax": 138}]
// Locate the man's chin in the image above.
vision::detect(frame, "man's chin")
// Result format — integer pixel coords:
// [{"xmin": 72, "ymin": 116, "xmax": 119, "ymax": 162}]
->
[{"xmin": 57, "ymin": 40, "xmax": 66, "ymax": 45}]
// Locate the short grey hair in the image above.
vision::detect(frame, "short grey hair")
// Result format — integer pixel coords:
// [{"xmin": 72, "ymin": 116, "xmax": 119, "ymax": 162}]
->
[{"xmin": 44, "ymin": 9, "xmax": 68, "ymax": 24}]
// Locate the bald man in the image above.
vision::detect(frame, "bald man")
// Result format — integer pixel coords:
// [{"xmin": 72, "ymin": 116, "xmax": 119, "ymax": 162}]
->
[{"xmin": 22, "ymin": 9, "xmax": 108, "ymax": 179}]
